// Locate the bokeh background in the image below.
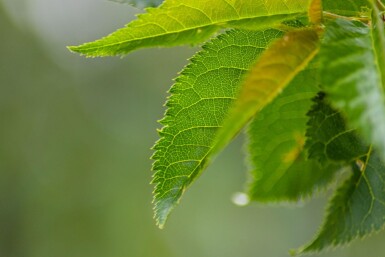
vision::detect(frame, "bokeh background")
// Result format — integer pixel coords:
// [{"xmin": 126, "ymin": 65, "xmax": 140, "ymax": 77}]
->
[{"xmin": 0, "ymin": 1, "xmax": 384, "ymax": 257}]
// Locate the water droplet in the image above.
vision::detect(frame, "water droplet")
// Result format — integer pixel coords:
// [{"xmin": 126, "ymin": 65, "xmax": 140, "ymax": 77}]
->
[{"xmin": 231, "ymin": 192, "xmax": 249, "ymax": 206}]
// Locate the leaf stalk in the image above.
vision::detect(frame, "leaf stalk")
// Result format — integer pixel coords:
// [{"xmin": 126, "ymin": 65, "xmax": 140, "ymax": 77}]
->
[{"xmin": 323, "ymin": 11, "xmax": 370, "ymax": 23}]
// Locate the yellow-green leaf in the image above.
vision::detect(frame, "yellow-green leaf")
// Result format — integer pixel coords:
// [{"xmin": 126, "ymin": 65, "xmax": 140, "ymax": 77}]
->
[
  {"xmin": 308, "ymin": 0, "xmax": 323, "ymax": 24},
  {"xmin": 68, "ymin": 0, "xmax": 311, "ymax": 57}
]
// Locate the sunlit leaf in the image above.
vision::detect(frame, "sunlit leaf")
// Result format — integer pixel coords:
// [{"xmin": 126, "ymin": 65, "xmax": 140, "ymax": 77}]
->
[
  {"xmin": 151, "ymin": 29, "xmax": 283, "ymax": 228},
  {"xmin": 68, "ymin": 0, "xmax": 311, "ymax": 57}
]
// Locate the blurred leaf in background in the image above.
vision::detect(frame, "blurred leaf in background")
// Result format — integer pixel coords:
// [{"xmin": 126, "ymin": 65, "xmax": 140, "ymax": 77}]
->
[{"xmin": 0, "ymin": 1, "xmax": 174, "ymax": 256}]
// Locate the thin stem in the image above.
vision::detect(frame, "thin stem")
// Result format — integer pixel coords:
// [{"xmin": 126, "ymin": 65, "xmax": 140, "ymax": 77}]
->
[
  {"xmin": 323, "ymin": 11, "xmax": 370, "ymax": 23},
  {"xmin": 377, "ymin": 0, "xmax": 385, "ymax": 11}
]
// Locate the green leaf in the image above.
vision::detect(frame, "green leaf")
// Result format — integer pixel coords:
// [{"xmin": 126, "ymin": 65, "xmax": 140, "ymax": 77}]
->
[
  {"xmin": 212, "ymin": 28, "xmax": 319, "ymax": 158},
  {"xmin": 151, "ymin": 29, "xmax": 283, "ymax": 228},
  {"xmin": 109, "ymin": 0, "xmax": 163, "ymax": 8},
  {"xmin": 371, "ymin": 0, "xmax": 385, "ymax": 88},
  {"xmin": 302, "ymin": 152, "xmax": 385, "ymax": 252},
  {"xmin": 305, "ymin": 93, "xmax": 368, "ymax": 165},
  {"xmin": 299, "ymin": 99, "xmax": 385, "ymax": 253},
  {"xmin": 319, "ymin": 18, "xmax": 385, "ymax": 164},
  {"xmin": 68, "ymin": 0, "xmax": 311, "ymax": 57},
  {"xmin": 323, "ymin": 0, "xmax": 369, "ymax": 16},
  {"xmin": 247, "ymin": 72, "xmax": 337, "ymax": 202}
]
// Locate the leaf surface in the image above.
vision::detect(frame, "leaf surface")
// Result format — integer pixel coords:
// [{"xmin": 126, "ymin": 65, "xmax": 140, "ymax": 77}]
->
[
  {"xmin": 247, "ymin": 72, "xmax": 337, "ymax": 201},
  {"xmin": 371, "ymin": 0, "xmax": 385, "ymax": 88},
  {"xmin": 299, "ymin": 97, "xmax": 385, "ymax": 253},
  {"xmin": 151, "ymin": 29, "xmax": 283, "ymax": 228},
  {"xmin": 305, "ymin": 94, "xmax": 368, "ymax": 165},
  {"xmin": 319, "ymin": 18, "xmax": 385, "ymax": 164},
  {"xmin": 308, "ymin": 0, "xmax": 322, "ymax": 24},
  {"xmin": 212, "ymin": 28, "xmax": 319, "ymax": 157},
  {"xmin": 68, "ymin": 0, "xmax": 311, "ymax": 57},
  {"xmin": 323, "ymin": 0, "xmax": 369, "ymax": 16}
]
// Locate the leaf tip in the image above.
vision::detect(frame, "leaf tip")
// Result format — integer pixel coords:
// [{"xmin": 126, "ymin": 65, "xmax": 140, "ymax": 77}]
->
[
  {"xmin": 289, "ymin": 248, "xmax": 299, "ymax": 256},
  {"xmin": 66, "ymin": 45, "xmax": 78, "ymax": 53},
  {"xmin": 66, "ymin": 44, "xmax": 91, "ymax": 57},
  {"xmin": 290, "ymin": 239, "xmax": 323, "ymax": 257},
  {"xmin": 66, "ymin": 42, "xmax": 106, "ymax": 57},
  {"xmin": 153, "ymin": 196, "xmax": 177, "ymax": 229},
  {"xmin": 289, "ymin": 245, "xmax": 310, "ymax": 257}
]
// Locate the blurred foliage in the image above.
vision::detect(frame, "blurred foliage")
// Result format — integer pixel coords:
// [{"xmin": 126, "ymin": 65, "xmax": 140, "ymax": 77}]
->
[{"xmin": 0, "ymin": 3, "xmax": 172, "ymax": 256}]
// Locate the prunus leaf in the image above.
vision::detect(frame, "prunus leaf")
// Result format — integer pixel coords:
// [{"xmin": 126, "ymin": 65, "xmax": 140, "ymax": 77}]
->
[
  {"xmin": 212, "ymin": 28, "xmax": 319, "ymax": 158},
  {"xmin": 109, "ymin": 0, "xmax": 163, "ymax": 8},
  {"xmin": 68, "ymin": 0, "xmax": 311, "ymax": 57},
  {"xmin": 319, "ymin": 18, "xmax": 385, "ymax": 164},
  {"xmin": 371, "ymin": 0, "xmax": 385, "ymax": 88},
  {"xmin": 298, "ymin": 97, "xmax": 385, "ymax": 253},
  {"xmin": 247, "ymin": 72, "xmax": 338, "ymax": 202},
  {"xmin": 151, "ymin": 29, "xmax": 283, "ymax": 228},
  {"xmin": 305, "ymin": 93, "xmax": 368, "ymax": 165},
  {"xmin": 323, "ymin": 0, "xmax": 369, "ymax": 16}
]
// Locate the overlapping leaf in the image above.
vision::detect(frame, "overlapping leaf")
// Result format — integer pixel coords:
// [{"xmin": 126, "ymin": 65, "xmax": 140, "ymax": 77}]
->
[
  {"xmin": 323, "ymin": 0, "xmax": 369, "ymax": 16},
  {"xmin": 319, "ymin": 18, "xmax": 385, "ymax": 163},
  {"xmin": 299, "ymin": 97, "xmax": 385, "ymax": 253},
  {"xmin": 371, "ymin": 1, "xmax": 385, "ymax": 88},
  {"xmin": 246, "ymin": 5, "xmax": 326, "ymax": 202},
  {"xmin": 68, "ymin": 0, "xmax": 311, "ymax": 57},
  {"xmin": 247, "ymin": 72, "xmax": 338, "ymax": 202},
  {"xmin": 212, "ymin": 28, "xmax": 319, "ymax": 156},
  {"xmin": 151, "ymin": 29, "xmax": 283, "ymax": 228},
  {"xmin": 305, "ymin": 93, "xmax": 368, "ymax": 165}
]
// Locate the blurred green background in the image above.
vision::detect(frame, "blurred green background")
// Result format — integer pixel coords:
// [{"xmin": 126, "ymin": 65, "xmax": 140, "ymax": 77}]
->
[{"xmin": 0, "ymin": 1, "xmax": 384, "ymax": 257}]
